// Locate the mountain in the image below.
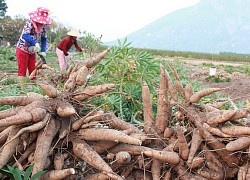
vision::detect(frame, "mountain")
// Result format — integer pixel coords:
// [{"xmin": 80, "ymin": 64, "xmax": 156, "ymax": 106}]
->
[{"xmin": 106, "ymin": 0, "xmax": 250, "ymax": 54}]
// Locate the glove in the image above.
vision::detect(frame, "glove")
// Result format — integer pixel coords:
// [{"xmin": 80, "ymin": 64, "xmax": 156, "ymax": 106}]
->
[
  {"xmin": 34, "ymin": 43, "xmax": 40, "ymax": 52},
  {"xmin": 39, "ymin": 52, "xmax": 46, "ymax": 57}
]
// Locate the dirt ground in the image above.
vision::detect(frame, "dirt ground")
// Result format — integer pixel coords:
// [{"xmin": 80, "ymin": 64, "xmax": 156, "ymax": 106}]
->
[{"xmin": 182, "ymin": 59, "xmax": 250, "ymax": 103}]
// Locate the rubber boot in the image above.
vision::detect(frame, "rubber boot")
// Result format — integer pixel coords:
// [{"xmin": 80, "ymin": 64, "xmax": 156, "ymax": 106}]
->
[{"xmin": 18, "ymin": 76, "xmax": 26, "ymax": 90}]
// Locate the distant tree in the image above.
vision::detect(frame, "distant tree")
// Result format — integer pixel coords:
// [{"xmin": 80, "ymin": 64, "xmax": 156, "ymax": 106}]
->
[
  {"xmin": 0, "ymin": 0, "xmax": 7, "ymax": 17},
  {"xmin": 0, "ymin": 15, "xmax": 27, "ymax": 46}
]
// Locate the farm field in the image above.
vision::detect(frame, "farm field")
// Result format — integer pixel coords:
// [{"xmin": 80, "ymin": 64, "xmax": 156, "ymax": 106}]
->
[
  {"xmin": 1, "ymin": 46, "xmax": 250, "ymax": 179},
  {"xmin": 182, "ymin": 59, "xmax": 250, "ymax": 103}
]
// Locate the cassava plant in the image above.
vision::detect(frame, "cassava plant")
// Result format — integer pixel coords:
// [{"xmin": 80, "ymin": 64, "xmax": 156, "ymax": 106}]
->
[{"xmin": 91, "ymin": 38, "xmax": 161, "ymax": 122}]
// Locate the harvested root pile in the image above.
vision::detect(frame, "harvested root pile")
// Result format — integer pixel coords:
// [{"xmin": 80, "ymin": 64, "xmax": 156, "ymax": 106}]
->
[
  {"xmin": 0, "ymin": 49, "xmax": 250, "ymax": 180},
  {"xmin": 29, "ymin": 59, "xmax": 56, "ymax": 81}
]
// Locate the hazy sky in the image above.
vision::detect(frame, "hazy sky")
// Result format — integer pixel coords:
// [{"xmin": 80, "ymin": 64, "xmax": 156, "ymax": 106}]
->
[{"xmin": 6, "ymin": 0, "xmax": 200, "ymax": 42}]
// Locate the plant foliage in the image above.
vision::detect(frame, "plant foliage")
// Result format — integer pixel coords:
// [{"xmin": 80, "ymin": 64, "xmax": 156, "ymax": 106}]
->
[
  {"xmin": 0, "ymin": 164, "xmax": 46, "ymax": 180},
  {"xmin": 90, "ymin": 38, "xmax": 161, "ymax": 123},
  {"xmin": 0, "ymin": 0, "xmax": 7, "ymax": 17}
]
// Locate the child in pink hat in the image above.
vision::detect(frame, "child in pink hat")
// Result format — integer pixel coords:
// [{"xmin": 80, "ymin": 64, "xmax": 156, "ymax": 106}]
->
[{"xmin": 16, "ymin": 7, "xmax": 52, "ymax": 89}]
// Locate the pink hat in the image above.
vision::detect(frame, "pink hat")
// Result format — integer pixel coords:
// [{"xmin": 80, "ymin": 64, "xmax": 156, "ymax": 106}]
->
[{"xmin": 29, "ymin": 7, "xmax": 52, "ymax": 25}]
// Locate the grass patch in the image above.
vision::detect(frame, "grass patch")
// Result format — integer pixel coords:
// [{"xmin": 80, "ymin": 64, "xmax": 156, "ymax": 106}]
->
[{"xmin": 205, "ymin": 75, "xmax": 231, "ymax": 83}]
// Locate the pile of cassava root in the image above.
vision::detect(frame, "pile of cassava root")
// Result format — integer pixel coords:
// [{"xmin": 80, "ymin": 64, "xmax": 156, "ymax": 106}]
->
[{"xmin": 0, "ymin": 47, "xmax": 250, "ymax": 180}]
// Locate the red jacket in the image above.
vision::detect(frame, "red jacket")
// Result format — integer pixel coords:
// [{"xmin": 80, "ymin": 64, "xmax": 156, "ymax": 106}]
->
[{"xmin": 57, "ymin": 36, "xmax": 82, "ymax": 56}]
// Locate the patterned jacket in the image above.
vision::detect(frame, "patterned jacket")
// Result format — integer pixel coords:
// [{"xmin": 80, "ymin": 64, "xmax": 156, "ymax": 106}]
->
[{"xmin": 16, "ymin": 20, "xmax": 47, "ymax": 54}]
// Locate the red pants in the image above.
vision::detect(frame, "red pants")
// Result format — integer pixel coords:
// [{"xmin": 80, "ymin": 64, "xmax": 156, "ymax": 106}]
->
[{"xmin": 16, "ymin": 48, "xmax": 36, "ymax": 79}]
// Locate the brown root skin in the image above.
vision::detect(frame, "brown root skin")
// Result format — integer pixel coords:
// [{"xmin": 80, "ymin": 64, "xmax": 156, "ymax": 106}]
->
[
  {"xmin": 225, "ymin": 137, "xmax": 250, "ymax": 151},
  {"xmin": 190, "ymin": 87, "xmax": 226, "ymax": 103},
  {"xmin": 179, "ymin": 105, "xmax": 239, "ymax": 167},
  {"xmin": 143, "ymin": 149, "xmax": 180, "ymax": 165},
  {"xmin": 206, "ymin": 109, "xmax": 237, "ymax": 125},
  {"xmin": 64, "ymin": 71, "xmax": 77, "ymax": 92},
  {"xmin": 20, "ymin": 100, "xmax": 46, "ymax": 113},
  {"xmin": 237, "ymin": 164, "xmax": 248, "ymax": 180},
  {"xmin": 0, "ymin": 126, "xmax": 15, "ymax": 144},
  {"xmin": 174, "ymin": 159, "xmax": 207, "ymax": 180},
  {"xmin": 72, "ymin": 110, "xmax": 106, "ymax": 131},
  {"xmin": 106, "ymin": 153, "xmax": 115, "ymax": 160},
  {"xmin": 90, "ymin": 141, "xmax": 117, "ymax": 154},
  {"xmin": 56, "ymin": 101, "xmax": 76, "ymax": 117},
  {"xmin": 142, "ymin": 81, "xmax": 156, "ymax": 134},
  {"xmin": 169, "ymin": 64, "xmax": 186, "ymax": 99},
  {"xmin": 165, "ymin": 69, "xmax": 178, "ymax": 102},
  {"xmin": 187, "ymin": 128, "xmax": 203, "ymax": 165},
  {"xmin": 58, "ymin": 118, "xmax": 71, "ymax": 140},
  {"xmin": 0, "ymin": 95, "xmax": 42, "ymax": 106},
  {"xmin": 109, "ymin": 144, "xmax": 152, "ymax": 155},
  {"xmin": 32, "ymin": 118, "xmax": 59, "ymax": 176},
  {"xmin": 185, "ymin": 82, "xmax": 194, "ymax": 101},
  {"xmin": 163, "ymin": 127, "xmax": 174, "ymax": 138},
  {"xmin": 151, "ymin": 159, "xmax": 162, "ymax": 180},
  {"xmin": 54, "ymin": 152, "xmax": 66, "ymax": 170},
  {"xmin": 71, "ymin": 63, "xmax": 79, "ymax": 74},
  {"xmin": 0, "ymin": 111, "xmax": 33, "ymax": 127},
  {"xmin": 203, "ymin": 123, "xmax": 232, "ymax": 138},
  {"xmin": 202, "ymin": 145, "xmax": 223, "ymax": 168},
  {"xmin": 221, "ymin": 125, "xmax": 250, "ymax": 136},
  {"xmin": 39, "ymin": 83, "xmax": 58, "ymax": 98},
  {"xmin": 0, "ymin": 106, "xmax": 23, "ymax": 120},
  {"xmin": 229, "ymin": 108, "xmax": 250, "ymax": 121},
  {"xmin": 175, "ymin": 80, "xmax": 186, "ymax": 99},
  {"xmin": 83, "ymin": 47, "xmax": 111, "ymax": 68},
  {"xmin": 71, "ymin": 138, "xmax": 113, "ymax": 173},
  {"xmin": 75, "ymin": 65, "xmax": 88, "ymax": 86},
  {"xmin": 187, "ymin": 157, "xmax": 205, "ymax": 169},
  {"xmin": 29, "ymin": 69, "xmax": 37, "ymax": 80},
  {"xmin": 176, "ymin": 125, "xmax": 190, "ymax": 160},
  {"xmin": 41, "ymin": 64, "xmax": 55, "ymax": 72},
  {"xmin": 205, "ymin": 160, "xmax": 222, "ymax": 172},
  {"xmin": 40, "ymin": 168, "xmax": 75, "ymax": 180},
  {"xmin": 78, "ymin": 128, "xmax": 142, "ymax": 146},
  {"xmin": 3, "ymin": 114, "xmax": 51, "ymax": 147},
  {"xmin": 30, "ymin": 108, "xmax": 47, "ymax": 122},
  {"xmin": 14, "ymin": 142, "xmax": 36, "ymax": 166},
  {"xmin": 202, "ymin": 104, "xmax": 219, "ymax": 112},
  {"xmin": 35, "ymin": 60, "xmax": 43, "ymax": 68},
  {"xmin": 163, "ymin": 171, "xmax": 171, "ymax": 180},
  {"xmin": 115, "ymin": 151, "xmax": 131, "ymax": 164},
  {"xmin": 66, "ymin": 64, "xmax": 74, "ymax": 78},
  {"xmin": 198, "ymin": 167, "xmax": 224, "ymax": 180},
  {"xmin": 155, "ymin": 64, "xmax": 171, "ymax": 132},
  {"xmin": 104, "ymin": 112, "xmax": 143, "ymax": 134},
  {"xmin": 0, "ymin": 126, "xmax": 20, "ymax": 168},
  {"xmin": 73, "ymin": 83, "xmax": 116, "ymax": 101}
]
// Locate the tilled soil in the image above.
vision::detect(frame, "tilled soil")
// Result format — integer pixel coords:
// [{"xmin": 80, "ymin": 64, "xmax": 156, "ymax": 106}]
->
[{"xmin": 183, "ymin": 59, "xmax": 250, "ymax": 103}]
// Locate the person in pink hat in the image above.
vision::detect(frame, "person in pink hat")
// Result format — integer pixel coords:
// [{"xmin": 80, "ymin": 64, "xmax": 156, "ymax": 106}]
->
[{"xmin": 16, "ymin": 7, "xmax": 52, "ymax": 89}]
